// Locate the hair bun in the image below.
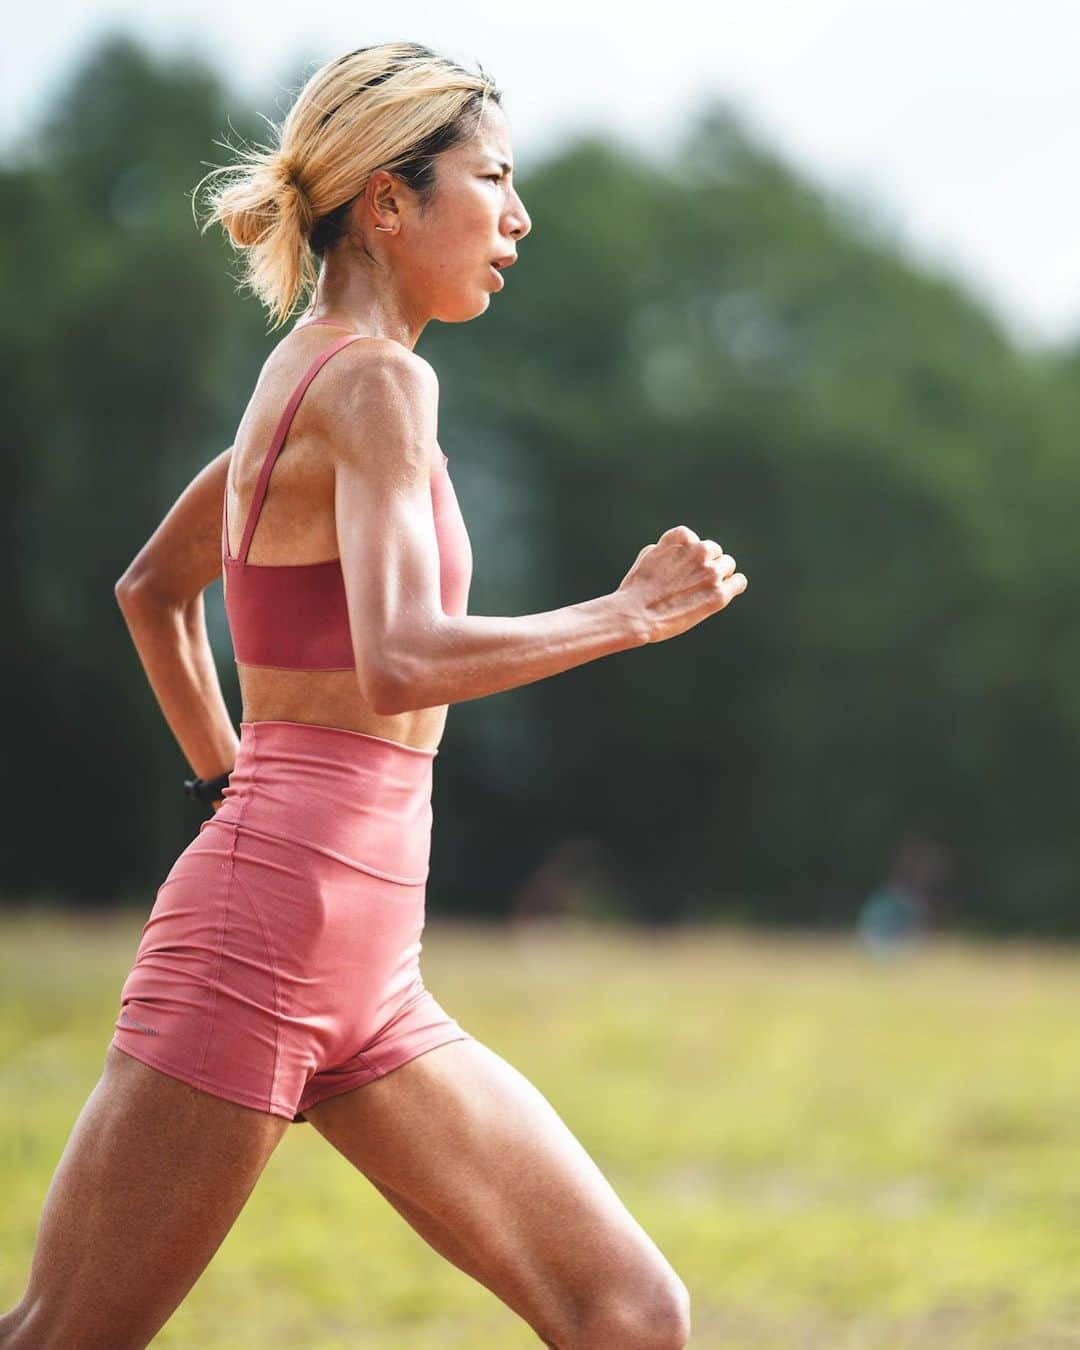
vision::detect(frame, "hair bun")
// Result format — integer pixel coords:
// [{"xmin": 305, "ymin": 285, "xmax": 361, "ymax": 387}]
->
[
  {"xmin": 274, "ymin": 156, "xmax": 299, "ymax": 188},
  {"xmin": 275, "ymin": 158, "xmax": 314, "ymax": 233}
]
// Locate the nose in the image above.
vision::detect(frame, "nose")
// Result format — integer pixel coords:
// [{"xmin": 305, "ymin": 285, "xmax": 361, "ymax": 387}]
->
[{"xmin": 507, "ymin": 196, "xmax": 531, "ymax": 242}]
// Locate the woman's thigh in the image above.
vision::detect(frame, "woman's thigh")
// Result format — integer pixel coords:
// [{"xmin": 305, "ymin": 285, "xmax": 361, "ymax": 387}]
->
[
  {"xmin": 3, "ymin": 1045, "xmax": 289, "ymax": 1350},
  {"xmin": 302, "ymin": 1038, "xmax": 691, "ymax": 1349}
]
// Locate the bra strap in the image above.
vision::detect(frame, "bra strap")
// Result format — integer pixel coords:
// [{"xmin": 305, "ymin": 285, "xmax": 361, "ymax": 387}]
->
[
  {"xmin": 222, "ymin": 486, "xmax": 230, "ymax": 560},
  {"xmin": 235, "ymin": 333, "xmax": 367, "ymax": 563}
]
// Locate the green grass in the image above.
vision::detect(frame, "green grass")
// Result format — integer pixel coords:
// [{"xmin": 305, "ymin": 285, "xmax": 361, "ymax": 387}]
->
[{"xmin": 4, "ymin": 912, "xmax": 1080, "ymax": 1347}]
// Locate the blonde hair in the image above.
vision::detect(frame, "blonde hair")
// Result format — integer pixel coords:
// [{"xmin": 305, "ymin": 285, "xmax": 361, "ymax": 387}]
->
[{"xmin": 192, "ymin": 41, "xmax": 502, "ymax": 330}]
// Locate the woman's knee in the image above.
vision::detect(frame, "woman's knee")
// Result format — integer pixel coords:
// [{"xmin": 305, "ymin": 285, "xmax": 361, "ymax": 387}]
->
[{"xmin": 569, "ymin": 1274, "xmax": 692, "ymax": 1350}]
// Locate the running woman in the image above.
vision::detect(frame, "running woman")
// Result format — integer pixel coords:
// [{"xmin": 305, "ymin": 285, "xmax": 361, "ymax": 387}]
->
[{"xmin": 0, "ymin": 41, "xmax": 747, "ymax": 1350}]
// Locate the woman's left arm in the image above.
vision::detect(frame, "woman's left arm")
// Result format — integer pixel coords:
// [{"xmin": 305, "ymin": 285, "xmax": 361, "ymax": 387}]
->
[{"xmin": 114, "ymin": 445, "xmax": 238, "ymax": 807}]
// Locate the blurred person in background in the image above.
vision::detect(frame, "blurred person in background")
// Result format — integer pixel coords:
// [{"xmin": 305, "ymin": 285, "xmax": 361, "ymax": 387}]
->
[{"xmin": 856, "ymin": 830, "xmax": 957, "ymax": 957}]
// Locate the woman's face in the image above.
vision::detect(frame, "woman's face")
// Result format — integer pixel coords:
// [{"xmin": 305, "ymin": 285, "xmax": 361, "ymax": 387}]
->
[{"xmin": 381, "ymin": 101, "xmax": 531, "ymax": 323}]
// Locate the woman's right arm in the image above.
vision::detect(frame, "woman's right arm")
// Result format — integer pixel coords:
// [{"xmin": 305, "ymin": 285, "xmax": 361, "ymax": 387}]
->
[{"xmin": 332, "ymin": 345, "xmax": 746, "ymax": 716}]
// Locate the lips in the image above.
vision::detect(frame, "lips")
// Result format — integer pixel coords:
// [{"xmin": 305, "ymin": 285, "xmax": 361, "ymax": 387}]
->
[{"xmin": 488, "ymin": 263, "xmax": 505, "ymax": 289}]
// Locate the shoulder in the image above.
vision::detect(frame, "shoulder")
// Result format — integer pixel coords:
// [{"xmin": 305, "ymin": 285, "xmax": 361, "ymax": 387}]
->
[
  {"xmin": 323, "ymin": 337, "xmax": 437, "ymax": 409},
  {"xmin": 323, "ymin": 339, "xmax": 439, "ymax": 473}
]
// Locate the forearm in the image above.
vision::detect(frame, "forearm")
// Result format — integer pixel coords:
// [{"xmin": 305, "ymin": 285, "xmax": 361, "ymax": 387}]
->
[
  {"xmin": 114, "ymin": 581, "xmax": 238, "ymax": 780},
  {"xmin": 381, "ymin": 591, "xmax": 649, "ymax": 714}
]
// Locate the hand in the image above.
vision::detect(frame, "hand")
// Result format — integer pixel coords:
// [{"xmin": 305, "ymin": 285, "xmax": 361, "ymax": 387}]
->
[{"xmin": 615, "ymin": 525, "xmax": 747, "ymax": 644}]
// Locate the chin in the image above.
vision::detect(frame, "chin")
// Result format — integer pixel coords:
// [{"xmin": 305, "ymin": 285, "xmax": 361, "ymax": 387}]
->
[{"xmin": 439, "ymin": 293, "xmax": 493, "ymax": 324}]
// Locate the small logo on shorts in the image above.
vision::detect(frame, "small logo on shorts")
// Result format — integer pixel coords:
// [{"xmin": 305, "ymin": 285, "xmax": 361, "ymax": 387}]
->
[{"xmin": 118, "ymin": 1007, "xmax": 159, "ymax": 1036}]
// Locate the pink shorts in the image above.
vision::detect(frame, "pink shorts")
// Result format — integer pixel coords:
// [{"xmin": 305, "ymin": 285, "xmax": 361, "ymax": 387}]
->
[{"xmin": 111, "ymin": 719, "xmax": 473, "ymax": 1122}]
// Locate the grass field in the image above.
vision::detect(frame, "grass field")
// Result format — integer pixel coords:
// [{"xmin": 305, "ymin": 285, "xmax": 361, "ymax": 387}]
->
[{"xmin": 3, "ymin": 912, "xmax": 1080, "ymax": 1348}]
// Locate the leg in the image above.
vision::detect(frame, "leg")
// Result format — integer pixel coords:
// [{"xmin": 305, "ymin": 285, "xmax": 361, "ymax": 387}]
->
[
  {"xmin": 303, "ymin": 1038, "xmax": 691, "ymax": 1350},
  {"xmin": 0, "ymin": 1044, "xmax": 289, "ymax": 1350}
]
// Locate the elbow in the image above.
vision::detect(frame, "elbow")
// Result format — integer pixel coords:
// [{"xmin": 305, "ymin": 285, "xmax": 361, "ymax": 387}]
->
[
  {"xmin": 114, "ymin": 569, "xmax": 145, "ymax": 608},
  {"xmin": 114, "ymin": 568, "xmax": 181, "ymax": 616},
  {"xmin": 115, "ymin": 545, "xmax": 158, "ymax": 595},
  {"xmin": 361, "ymin": 652, "xmax": 426, "ymax": 716}
]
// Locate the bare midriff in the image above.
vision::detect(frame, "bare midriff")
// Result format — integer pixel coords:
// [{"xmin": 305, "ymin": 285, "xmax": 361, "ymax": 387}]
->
[{"xmin": 235, "ymin": 665, "xmax": 448, "ymax": 754}]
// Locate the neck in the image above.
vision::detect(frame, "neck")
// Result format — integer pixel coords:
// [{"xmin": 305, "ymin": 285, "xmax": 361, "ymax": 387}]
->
[{"xmin": 301, "ymin": 256, "xmax": 425, "ymax": 350}]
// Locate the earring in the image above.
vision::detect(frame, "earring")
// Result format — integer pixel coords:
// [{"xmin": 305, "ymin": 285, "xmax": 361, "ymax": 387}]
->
[{"xmin": 374, "ymin": 225, "xmax": 394, "ymax": 232}]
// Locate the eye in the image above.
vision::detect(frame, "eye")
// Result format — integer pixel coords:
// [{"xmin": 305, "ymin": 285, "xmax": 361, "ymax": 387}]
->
[{"xmin": 486, "ymin": 173, "xmax": 503, "ymax": 183}]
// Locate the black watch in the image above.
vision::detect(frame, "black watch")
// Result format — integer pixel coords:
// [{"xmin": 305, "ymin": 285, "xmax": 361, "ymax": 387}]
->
[{"xmin": 183, "ymin": 769, "xmax": 232, "ymax": 804}]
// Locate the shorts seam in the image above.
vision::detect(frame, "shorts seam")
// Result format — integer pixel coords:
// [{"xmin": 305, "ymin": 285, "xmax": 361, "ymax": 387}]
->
[
  {"xmin": 228, "ymin": 866, "xmax": 283, "ymax": 1116},
  {"xmin": 224, "ymin": 820, "xmax": 430, "ymax": 887},
  {"xmin": 194, "ymin": 865, "xmax": 230, "ymax": 1081},
  {"xmin": 196, "ymin": 727, "xmax": 257, "ymax": 1079},
  {"xmin": 359, "ymin": 980, "xmax": 429, "ymax": 1060}
]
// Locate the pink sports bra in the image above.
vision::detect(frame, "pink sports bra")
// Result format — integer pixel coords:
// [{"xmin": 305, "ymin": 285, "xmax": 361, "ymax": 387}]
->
[{"xmin": 222, "ymin": 321, "xmax": 472, "ymax": 671}]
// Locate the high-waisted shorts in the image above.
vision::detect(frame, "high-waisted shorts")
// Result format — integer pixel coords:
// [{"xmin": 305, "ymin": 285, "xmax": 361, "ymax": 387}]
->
[{"xmin": 110, "ymin": 719, "xmax": 473, "ymax": 1122}]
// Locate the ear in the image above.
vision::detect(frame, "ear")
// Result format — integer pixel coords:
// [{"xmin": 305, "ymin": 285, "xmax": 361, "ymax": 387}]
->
[{"xmin": 364, "ymin": 168, "xmax": 403, "ymax": 232}]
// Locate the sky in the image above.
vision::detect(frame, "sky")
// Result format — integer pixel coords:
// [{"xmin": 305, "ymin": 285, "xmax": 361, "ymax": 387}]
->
[{"xmin": 4, "ymin": 0, "xmax": 1077, "ymax": 352}]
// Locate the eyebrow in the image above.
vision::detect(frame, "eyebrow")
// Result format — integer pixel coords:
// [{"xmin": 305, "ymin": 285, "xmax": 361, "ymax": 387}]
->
[{"xmin": 490, "ymin": 158, "xmax": 513, "ymax": 175}]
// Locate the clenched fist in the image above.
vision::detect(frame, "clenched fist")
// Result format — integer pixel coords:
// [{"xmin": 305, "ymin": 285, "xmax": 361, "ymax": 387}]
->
[{"xmin": 615, "ymin": 525, "xmax": 747, "ymax": 644}]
